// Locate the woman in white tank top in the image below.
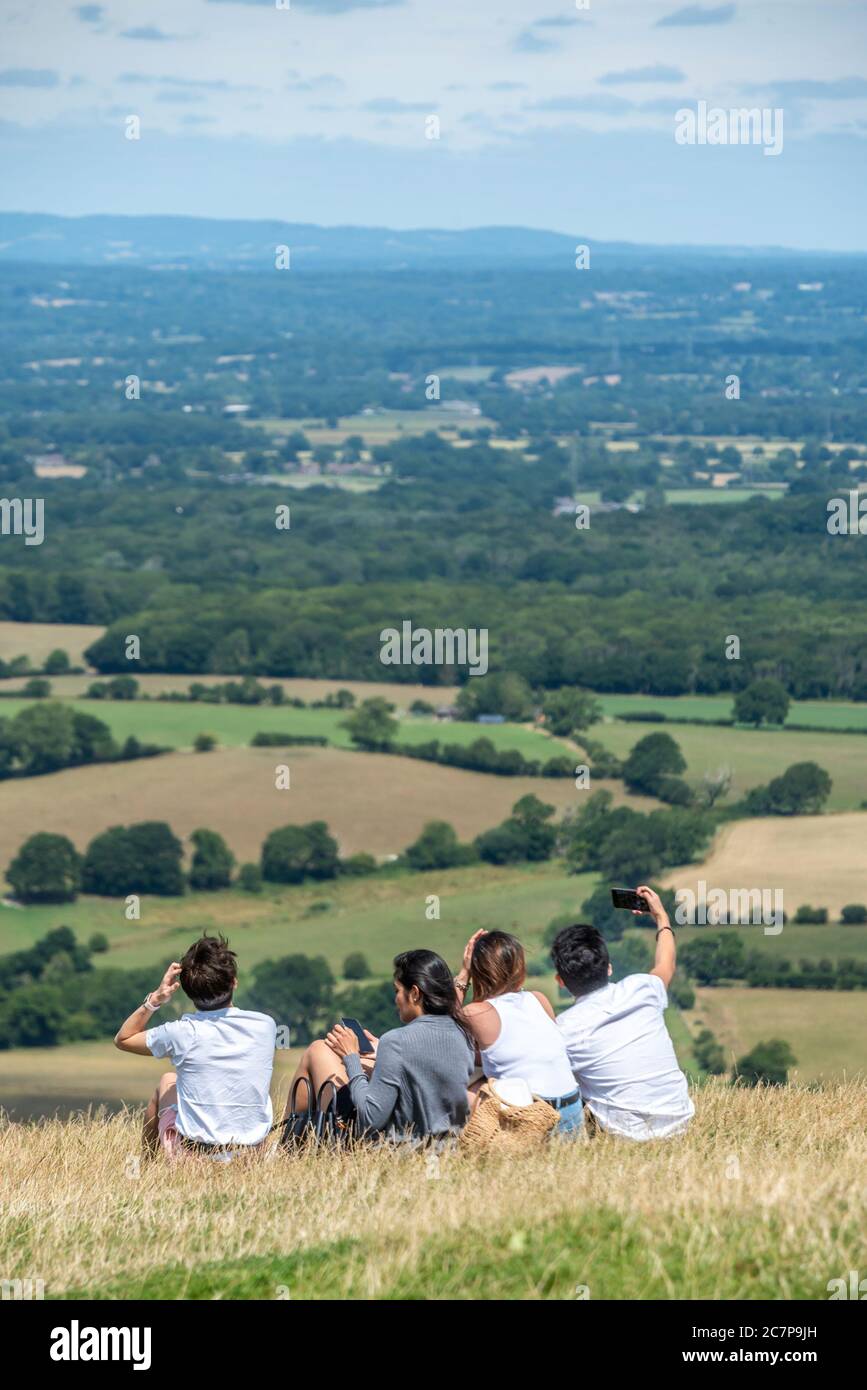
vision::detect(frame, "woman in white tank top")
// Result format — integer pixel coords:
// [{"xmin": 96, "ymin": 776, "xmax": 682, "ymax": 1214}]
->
[{"xmin": 454, "ymin": 930, "xmax": 583, "ymax": 1135}]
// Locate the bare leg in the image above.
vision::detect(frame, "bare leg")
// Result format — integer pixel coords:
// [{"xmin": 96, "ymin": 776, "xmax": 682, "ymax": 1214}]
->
[
  {"xmin": 285, "ymin": 1040, "xmax": 350, "ymax": 1120},
  {"xmin": 144, "ymin": 1071, "xmax": 177, "ymax": 1156},
  {"xmin": 467, "ymin": 1075, "xmax": 485, "ymax": 1115}
]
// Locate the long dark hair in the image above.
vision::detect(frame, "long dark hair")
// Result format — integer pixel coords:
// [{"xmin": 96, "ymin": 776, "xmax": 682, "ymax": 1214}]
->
[{"xmin": 393, "ymin": 949, "xmax": 475, "ymax": 1046}]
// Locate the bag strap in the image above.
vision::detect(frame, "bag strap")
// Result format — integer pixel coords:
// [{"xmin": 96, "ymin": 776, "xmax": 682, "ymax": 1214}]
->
[
  {"xmin": 316, "ymin": 1078, "xmax": 339, "ymax": 1113},
  {"xmin": 270, "ymin": 1074, "xmax": 315, "ymax": 1133},
  {"xmin": 291, "ymin": 1074, "xmax": 315, "ymax": 1116}
]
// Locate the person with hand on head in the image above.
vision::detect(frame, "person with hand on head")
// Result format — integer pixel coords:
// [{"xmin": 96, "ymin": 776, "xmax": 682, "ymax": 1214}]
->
[
  {"xmin": 115, "ymin": 934, "xmax": 276, "ymax": 1160},
  {"xmin": 454, "ymin": 928, "xmax": 584, "ymax": 1137},
  {"xmin": 551, "ymin": 885, "xmax": 694, "ymax": 1141}
]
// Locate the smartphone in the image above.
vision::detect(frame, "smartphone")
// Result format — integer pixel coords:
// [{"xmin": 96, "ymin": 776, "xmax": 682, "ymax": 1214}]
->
[
  {"xmin": 340, "ymin": 1017, "xmax": 374, "ymax": 1054},
  {"xmin": 611, "ymin": 888, "xmax": 650, "ymax": 913}
]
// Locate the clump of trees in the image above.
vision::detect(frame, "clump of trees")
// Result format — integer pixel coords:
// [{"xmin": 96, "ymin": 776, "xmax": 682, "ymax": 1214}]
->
[
  {"xmin": 558, "ymin": 789, "xmax": 713, "ymax": 883},
  {"xmin": 678, "ymin": 933, "xmax": 867, "ymax": 990},
  {"xmin": 342, "ymin": 697, "xmax": 398, "ymax": 751},
  {"xmin": 475, "ymin": 795, "xmax": 558, "ymax": 865},
  {"xmin": 0, "ymin": 928, "xmax": 179, "ymax": 1051},
  {"xmin": 742, "ymin": 761, "xmax": 832, "ymax": 815},
  {"xmin": 735, "ymin": 1040, "xmax": 797, "ymax": 1086},
  {"xmin": 87, "ymin": 675, "xmax": 139, "ymax": 700},
  {"xmin": 403, "ymin": 821, "xmax": 476, "ymax": 871},
  {"xmin": 455, "ymin": 673, "xmax": 535, "ymax": 722},
  {"xmin": 261, "ymin": 822, "xmax": 340, "ymax": 884},
  {"xmin": 0, "ymin": 702, "xmax": 165, "ymax": 780},
  {"xmin": 82, "ymin": 822, "xmax": 187, "ymax": 897},
  {"xmin": 401, "ymin": 795, "xmax": 561, "ymax": 871}
]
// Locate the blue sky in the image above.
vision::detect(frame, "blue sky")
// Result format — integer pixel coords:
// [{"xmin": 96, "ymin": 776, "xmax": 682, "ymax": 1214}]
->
[{"xmin": 1, "ymin": 0, "xmax": 866, "ymax": 248}]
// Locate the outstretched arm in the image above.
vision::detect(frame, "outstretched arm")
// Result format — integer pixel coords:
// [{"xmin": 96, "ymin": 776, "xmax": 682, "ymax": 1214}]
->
[{"xmin": 635, "ymin": 885, "xmax": 676, "ymax": 989}]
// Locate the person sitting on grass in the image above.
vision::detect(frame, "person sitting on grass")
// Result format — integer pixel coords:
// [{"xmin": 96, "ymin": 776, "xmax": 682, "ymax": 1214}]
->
[
  {"xmin": 114, "ymin": 934, "xmax": 276, "ymax": 1160},
  {"xmin": 287, "ymin": 949, "xmax": 474, "ymax": 1144},
  {"xmin": 551, "ymin": 886, "xmax": 694, "ymax": 1141},
  {"xmin": 454, "ymin": 929, "xmax": 584, "ymax": 1137}
]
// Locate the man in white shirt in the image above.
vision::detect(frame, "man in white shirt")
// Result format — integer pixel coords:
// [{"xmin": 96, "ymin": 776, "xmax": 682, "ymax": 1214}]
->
[
  {"xmin": 552, "ymin": 886, "xmax": 694, "ymax": 1141},
  {"xmin": 114, "ymin": 934, "xmax": 276, "ymax": 1158}
]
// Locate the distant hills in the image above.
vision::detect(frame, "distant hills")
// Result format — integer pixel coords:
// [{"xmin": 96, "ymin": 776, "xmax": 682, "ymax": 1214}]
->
[{"xmin": 0, "ymin": 212, "xmax": 816, "ymax": 269}]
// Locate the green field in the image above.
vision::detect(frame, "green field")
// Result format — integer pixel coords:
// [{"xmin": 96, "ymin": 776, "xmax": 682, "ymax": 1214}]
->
[
  {"xmin": 4, "ymin": 690, "xmax": 864, "ymax": 811},
  {"xmin": 593, "ymin": 718, "xmax": 867, "ymax": 810},
  {"xmin": 554, "ymin": 488, "xmax": 785, "ymax": 507},
  {"xmin": 0, "ymin": 696, "xmax": 571, "ymax": 762},
  {"xmin": 695, "ymin": 987, "xmax": 867, "ymax": 1084},
  {"xmin": 0, "ymin": 862, "xmax": 597, "ymax": 969},
  {"xmin": 251, "ymin": 411, "xmax": 497, "ymax": 445},
  {"xmin": 3, "ymin": 859, "xmax": 864, "ymax": 975},
  {"xmin": 597, "ymin": 692, "xmax": 867, "ymax": 732}
]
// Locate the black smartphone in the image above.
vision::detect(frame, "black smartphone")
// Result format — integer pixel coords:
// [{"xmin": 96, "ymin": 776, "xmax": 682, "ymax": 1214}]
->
[
  {"xmin": 611, "ymin": 888, "xmax": 650, "ymax": 912},
  {"xmin": 340, "ymin": 1017, "xmax": 374, "ymax": 1054}
]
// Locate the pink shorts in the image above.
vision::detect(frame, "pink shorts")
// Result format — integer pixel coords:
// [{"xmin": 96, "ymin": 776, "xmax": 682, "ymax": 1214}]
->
[{"xmin": 157, "ymin": 1103, "xmax": 183, "ymax": 1158}]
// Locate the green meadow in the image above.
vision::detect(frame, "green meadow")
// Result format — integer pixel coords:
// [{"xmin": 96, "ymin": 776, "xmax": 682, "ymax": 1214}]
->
[
  {"xmin": 592, "ymin": 718, "xmax": 867, "ymax": 810},
  {"xmin": 596, "ymin": 692, "xmax": 867, "ymax": 731},
  {"xmin": 0, "ymin": 696, "xmax": 571, "ymax": 761}
]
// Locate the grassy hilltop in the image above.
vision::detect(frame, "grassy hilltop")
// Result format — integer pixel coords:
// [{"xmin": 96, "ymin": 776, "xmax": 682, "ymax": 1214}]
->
[{"xmin": 2, "ymin": 1082, "xmax": 865, "ymax": 1300}]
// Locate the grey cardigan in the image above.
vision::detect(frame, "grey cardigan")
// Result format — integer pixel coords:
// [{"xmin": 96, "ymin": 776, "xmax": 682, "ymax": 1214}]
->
[{"xmin": 343, "ymin": 1013, "xmax": 474, "ymax": 1140}]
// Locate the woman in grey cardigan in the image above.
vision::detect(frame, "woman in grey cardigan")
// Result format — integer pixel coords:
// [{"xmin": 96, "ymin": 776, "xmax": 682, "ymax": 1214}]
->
[{"xmin": 286, "ymin": 949, "xmax": 475, "ymax": 1142}]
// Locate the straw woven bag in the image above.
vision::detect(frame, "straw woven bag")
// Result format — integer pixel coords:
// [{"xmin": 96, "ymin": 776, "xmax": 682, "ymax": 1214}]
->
[{"xmin": 460, "ymin": 1079, "xmax": 560, "ymax": 1155}]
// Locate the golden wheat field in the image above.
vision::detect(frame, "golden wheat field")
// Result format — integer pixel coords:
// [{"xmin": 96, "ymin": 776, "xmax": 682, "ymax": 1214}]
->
[
  {"xmin": 0, "ymin": 745, "xmax": 651, "ymax": 865},
  {"xmin": 663, "ymin": 814, "xmax": 867, "ymax": 917},
  {"xmin": 0, "ymin": 621, "xmax": 103, "ymax": 669},
  {"xmin": 2, "ymin": 1082, "xmax": 865, "ymax": 1300}
]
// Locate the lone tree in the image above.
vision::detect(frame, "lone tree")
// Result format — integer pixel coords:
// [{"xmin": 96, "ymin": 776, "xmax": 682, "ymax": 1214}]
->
[
  {"xmin": 541, "ymin": 687, "xmax": 602, "ymax": 739},
  {"xmin": 342, "ymin": 951, "xmax": 370, "ymax": 980},
  {"xmin": 733, "ymin": 678, "xmax": 790, "ymax": 728},
  {"xmin": 404, "ymin": 820, "xmax": 474, "ymax": 871},
  {"xmin": 189, "ymin": 828, "xmax": 235, "ymax": 891},
  {"xmin": 622, "ymin": 732, "xmax": 687, "ymax": 797},
  {"xmin": 342, "ymin": 697, "xmax": 398, "ymax": 751},
  {"xmin": 7, "ymin": 832, "xmax": 82, "ymax": 904},
  {"xmin": 735, "ymin": 1039, "xmax": 796, "ymax": 1087},
  {"xmin": 700, "ymin": 765, "xmax": 733, "ymax": 809}
]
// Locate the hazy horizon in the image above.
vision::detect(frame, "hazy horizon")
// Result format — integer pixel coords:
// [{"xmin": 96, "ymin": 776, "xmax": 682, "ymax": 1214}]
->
[{"xmin": 1, "ymin": 1, "xmax": 866, "ymax": 252}]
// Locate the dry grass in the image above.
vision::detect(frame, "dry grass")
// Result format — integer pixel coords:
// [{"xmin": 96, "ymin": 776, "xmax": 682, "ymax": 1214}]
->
[
  {"xmin": 0, "ymin": 672, "xmax": 459, "ymax": 706},
  {"xmin": 0, "ymin": 621, "xmax": 103, "ymax": 668},
  {"xmin": 2, "ymin": 1081, "xmax": 865, "ymax": 1300}
]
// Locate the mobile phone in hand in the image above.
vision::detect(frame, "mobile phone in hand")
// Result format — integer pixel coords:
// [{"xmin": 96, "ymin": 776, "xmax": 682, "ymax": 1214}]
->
[
  {"xmin": 340, "ymin": 1017, "xmax": 374, "ymax": 1054},
  {"xmin": 610, "ymin": 888, "xmax": 650, "ymax": 913}
]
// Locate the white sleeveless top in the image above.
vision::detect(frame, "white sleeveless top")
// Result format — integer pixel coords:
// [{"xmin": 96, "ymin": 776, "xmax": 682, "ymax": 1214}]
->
[{"xmin": 480, "ymin": 991, "xmax": 576, "ymax": 1100}]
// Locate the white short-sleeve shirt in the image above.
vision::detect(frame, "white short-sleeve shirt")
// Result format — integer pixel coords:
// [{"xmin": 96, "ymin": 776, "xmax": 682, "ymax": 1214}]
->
[
  {"xmin": 146, "ymin": 1006, "xmax": 276, "ymax": 1145},
  {"xmin": 556, "ymin": 974, "xmax": 694, "ymax": 1140}
]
